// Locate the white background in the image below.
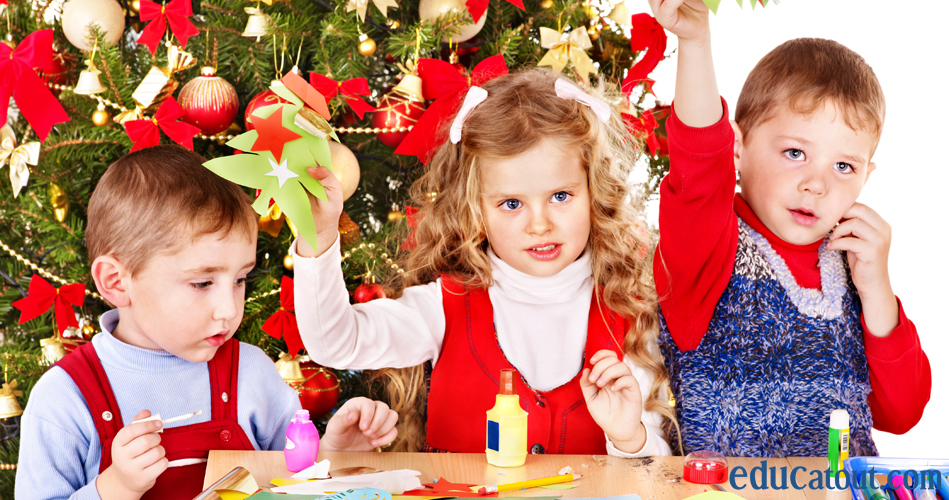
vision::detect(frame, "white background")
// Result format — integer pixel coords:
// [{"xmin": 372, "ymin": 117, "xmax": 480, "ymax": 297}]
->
[{"xmin": 631, "ymin": 0, "xmax": 948, "ymax": 457}]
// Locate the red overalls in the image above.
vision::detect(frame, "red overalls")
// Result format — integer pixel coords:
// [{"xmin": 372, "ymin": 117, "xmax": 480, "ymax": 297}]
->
[
  {"xmin": 425, "ymin": 278, "xmax": 626, "ymax": 454},
  {"xmin": 55, "ymin": 339, "xmax": 256, "ymax": 499}
]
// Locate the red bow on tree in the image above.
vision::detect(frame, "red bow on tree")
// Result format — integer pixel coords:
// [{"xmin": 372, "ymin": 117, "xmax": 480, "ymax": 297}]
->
[
  {"xmin": 124, "ymin": 97, "xmax": 202, "ymax": 152},
  {"xmin": 394, "ymin": 55, "xmax": 508, "ymax": 165},
  {"xmin": 12, "ymin": 275, "xmax": 86, "ymax": 334},
  {"xmin": 399, "ymin": 205, "xmax": 420, "ymax": 251},
  {"xmin": 0, "ymin": 30, "xmax": 70, "ymax": 143},
  {"xmin": 464, "ymin": 0, "xmax": 524, "ymax": 26},
  {"xmin": 622, "ymin": 14, "xmax": 667, "ymax": 96},
  {"xmin": 262, "ymin": 276, "xmax": 304, "ymax": 356},
  {"xmin": 623, "ymin": 108, "xmax": 660, "ymax": 157},
  {"xmin": 309, "ymin": 74, "xmax": 377, "ymax": 119},
  {"xmin": 137, "ymin": 0, "xmax": 200, "ymax": 55}
]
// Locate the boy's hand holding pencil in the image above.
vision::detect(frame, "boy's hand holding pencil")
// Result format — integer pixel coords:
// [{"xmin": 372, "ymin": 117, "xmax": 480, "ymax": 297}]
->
[{"xmin": 96, "ymin": 409, "xmax": 168, "ymax": 500}]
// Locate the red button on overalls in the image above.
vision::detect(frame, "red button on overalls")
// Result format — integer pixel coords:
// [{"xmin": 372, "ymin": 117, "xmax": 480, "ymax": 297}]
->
[{"xmin": 220, "ymin": 429, "xmax": 232, "ymax": 442}]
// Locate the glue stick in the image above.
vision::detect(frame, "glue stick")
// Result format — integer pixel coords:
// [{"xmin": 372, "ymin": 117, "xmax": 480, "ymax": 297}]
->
[
  {"xmin": 827, "ymin": 410, "xmax": 850, "ymax": 476},
  {"xmin": 485, "ymin": 369, "xmax": 528, "ymax": 467}
]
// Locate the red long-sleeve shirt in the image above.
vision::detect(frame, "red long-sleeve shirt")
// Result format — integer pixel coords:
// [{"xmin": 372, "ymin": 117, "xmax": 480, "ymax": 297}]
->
[{"xmin": 654, "ymin": 99, "xmax": 931, "ymax": 434}]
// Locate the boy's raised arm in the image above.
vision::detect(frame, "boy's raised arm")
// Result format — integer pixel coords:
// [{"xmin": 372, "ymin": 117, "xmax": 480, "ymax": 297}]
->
[{"xmin": 650, "ymin": 0, "xmax": 722, "ymax": 126}]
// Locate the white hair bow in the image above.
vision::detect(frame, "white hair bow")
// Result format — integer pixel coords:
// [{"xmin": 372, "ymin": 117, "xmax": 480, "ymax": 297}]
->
[
  {"xmin": 554, "ymin": 79, "xmax": 610, "ymax": 123},
  {"xmin": 450, "ymin": 86, "xmax": 489, "ymax": 144}
]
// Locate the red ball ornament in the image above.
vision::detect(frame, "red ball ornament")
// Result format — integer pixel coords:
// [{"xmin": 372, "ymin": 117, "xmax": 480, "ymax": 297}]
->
[
  {"xmin": 371, "ymin": 91, "xmax": 426, "ymax": 148},
  {"xmin": 39, "ymin": 51, "xmax": 69, "ymax": 96},
  {"xmin": 298, "ymin": 359, "xmax": 340, "ymax": 420},
  {"xmin": 354, "ymin": 282, "xmax": 387, "ymax": 303},
  {"xmin": 178, "ymin": 66, "xmax": 240, "ymax": 135},
  {"xmin": 244, "ymin": 84, "xmax": 291, "ymax": 130}
]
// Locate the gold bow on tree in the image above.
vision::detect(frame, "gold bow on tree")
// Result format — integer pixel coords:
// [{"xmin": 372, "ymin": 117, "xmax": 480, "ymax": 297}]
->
[
  {"xmin": 0, "ymin": 125, "xmax": 40, "ymax": 198},
  {"xmin": 538, "ymin": 26, "xmax": 597, "ymax": 81},
  {"xmin": 346, "ymin": 0, "xmax": 399, "ymax": 23}
]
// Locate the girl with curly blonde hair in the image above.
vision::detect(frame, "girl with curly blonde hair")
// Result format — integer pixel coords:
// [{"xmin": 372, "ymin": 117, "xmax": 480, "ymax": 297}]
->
[{"xmin": 293, "ymin": 67, "xmax": 675, "ymax": 456}]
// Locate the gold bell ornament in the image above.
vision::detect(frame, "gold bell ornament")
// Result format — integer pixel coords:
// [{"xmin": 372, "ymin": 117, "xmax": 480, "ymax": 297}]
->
[
  {"xmin": 243, "ymin": 6, "xmax": 270, "ymax": 40},
  {"xmin": 275, "ymin": 352, "xmax": 305, "ymax": 391},
  {"xmin": 73, "ymin": 43, "xmax": 107, "ymax": 95},
  {"xmin": 40, "ymin": 335, "xmax": 68, "ymax": 365},
  {"xmin": 0, "ymin": 380, "xmax": 24, "ymax": 419},
  {"xmin": 49, "ymin": 183, "xmax": 70, "ymax": 222}
]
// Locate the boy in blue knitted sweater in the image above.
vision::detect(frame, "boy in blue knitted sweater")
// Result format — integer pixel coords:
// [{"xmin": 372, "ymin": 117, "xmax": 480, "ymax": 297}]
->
[
  {"xmin": 16, "ymin": 145, "xmax": 400, "ymax": 500},
  {"xmin": 648, "ymin": 0, "xmax": 931, "ymax": 456}
]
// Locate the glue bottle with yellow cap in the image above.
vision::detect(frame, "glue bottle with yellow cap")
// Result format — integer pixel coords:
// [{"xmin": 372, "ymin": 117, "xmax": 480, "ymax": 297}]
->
[{"xmin": 485, "ymin": 369, "xmax": 528, "ymax": 467}]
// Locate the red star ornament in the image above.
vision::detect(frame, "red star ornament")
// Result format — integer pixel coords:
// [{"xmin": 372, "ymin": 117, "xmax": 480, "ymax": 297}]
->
[
  {"xmin": 124, "ymin": 97, "xmax": 201, "ymax": 152},
  {"xmin": 262, "ymin": 276, "xmax": 304, "ymax": 356},
  {"xmin": 12, "ymin": 275, "xmax": 86, "ymax": 334},
  {"xmin": 249, "ymin": 106, "xmax": 302, "ymax": 162}
]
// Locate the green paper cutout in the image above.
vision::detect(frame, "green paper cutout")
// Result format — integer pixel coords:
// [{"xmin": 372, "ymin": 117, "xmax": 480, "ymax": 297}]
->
[
  {"xmin": 703, "ymin": 0, "xmax": 722, "ymax": 14},
  {"xmin": 705, "ymin": 0, "xmax": 771, "ymax": 13},
  {"xmin": 538, "ymin": 485, "xmax": 579, "ymax": 490}
]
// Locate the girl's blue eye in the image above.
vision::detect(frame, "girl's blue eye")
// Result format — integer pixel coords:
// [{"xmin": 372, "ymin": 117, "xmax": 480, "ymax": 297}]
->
[
  {"xmin": 501, "ymin": 199, "xmax": 522, "ymax": 210},
  {"xmin": 190, "ymin": 281, "xmax": 212, "ymax": 290},
  {"xmin": 784, "ymin": 149, "xmax": 805, "ymax": 161},
  {"xmin": 551, "ymin": 191, "xmax": 571, "ymax": 203},
  {"xmin": 834, "ymin": 162, "xmax": 854, "ymax": 174}
]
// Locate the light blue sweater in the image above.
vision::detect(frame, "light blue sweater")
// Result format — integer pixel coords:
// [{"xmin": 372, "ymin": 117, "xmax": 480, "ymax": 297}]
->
[{"xmin": 15, "ymin": 309, "xmax": 301, "ymax": 500}]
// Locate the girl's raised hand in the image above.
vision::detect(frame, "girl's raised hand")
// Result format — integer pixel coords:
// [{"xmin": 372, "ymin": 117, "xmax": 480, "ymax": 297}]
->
[
  {"xmin": 649, "ymin": 0, "xmax": 711, "ymax": 44},
  {"xmin": 296, "ymin": 166, "xmax": 345, "ymax": 258},
  {"xmin": 579, "ymin": 350, "xmax": 647, "ymax": 454}
]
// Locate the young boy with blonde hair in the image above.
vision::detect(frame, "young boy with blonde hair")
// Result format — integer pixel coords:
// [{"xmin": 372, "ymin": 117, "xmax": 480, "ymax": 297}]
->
[
  {"xmin": 16, "ymin": 145, "xmax": 399, "ymax": 500},
  {"xmin": 650, "ymin": 0, "xmax": 931, "ymax": 456}
]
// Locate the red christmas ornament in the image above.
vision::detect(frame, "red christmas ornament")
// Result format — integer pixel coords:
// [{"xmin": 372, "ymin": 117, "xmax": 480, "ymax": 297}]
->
[
  {"xmin": 178, "ymin": 66, "xmax": 239, "ymax": 135},
  {"xmin": 137, "ymin": 0, "xmax": 199, "ymax": 55},
  {"xmin": 353, "ymin": 282, "xmax": 387, "ymax": 303},
  {"xmin": 124, "ymin": 97, "xmax": 201, "ymax": 152},
  {"xmin": 12, "ymin": 275, "xmax": 86, "ymax": 334},
  {"xmin": 244, "ymin": 87, "xmax": 290, "ymax": 130},
  {"xmin": 37, "ymin": 50, "xmax": 68, "ymax": 97},
  {"xmin": 0, "ymin": 29, "xmax": 70, "ymax": 143},
  {"xmin": 299, "ymin": 359, "xmax": 339, "ymax": 420},
  {"xmin": 371, "ymin": 92, "xmax": 426, "ymax": 148},
  {"xmin": 622, "ymin": 14, "xmax": 667, "ymax": 96},
  {"xmin": 309, "ymin": 73, "xmax": 377, "ymax": 119}
]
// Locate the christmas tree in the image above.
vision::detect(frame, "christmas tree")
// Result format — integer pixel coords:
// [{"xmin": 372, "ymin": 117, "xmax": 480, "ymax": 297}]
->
[{"xmin": 0, "ymin": 0, "xmax": 677, "ymax": 492}]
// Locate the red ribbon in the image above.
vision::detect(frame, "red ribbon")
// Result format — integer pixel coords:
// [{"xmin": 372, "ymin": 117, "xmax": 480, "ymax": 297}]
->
[
  {"xmin": 12, "ymin": 275, "xmax": 86, "ymax": 334},
  {"xmin": 262, "ymin": 276, "xmax": 304, "ymax": 356},
  {"xmin": 124, "ymin": 97, "xmax": 201, "ymax": 152},
  {"xmin": 0, "ymin": 30, "xmax": 70, "ymax": 143},
  {"xmin": 394, "ymin": 54, "xmax": 508, "ymax": 165},
  {"xmin": 623, "ymin": 108, "xmax": 660, "ymax": 156},
  {"xmin": 309, "ymin": 74, "xmax": 377, "ymax": 119},
  {"xmin": 399, "ymin": 205, "xmax": 420, "ymax": 251},
  {"xmin": 464, "ymin": 0, "xmax": 524, "ymax": 26},
  {"xmin": 137, "ymin": 0, "xmax": 200, "ymax": 55},
  {"xmin": 622, "ymin": 14, "xmax": 667, "ymax": 96}
]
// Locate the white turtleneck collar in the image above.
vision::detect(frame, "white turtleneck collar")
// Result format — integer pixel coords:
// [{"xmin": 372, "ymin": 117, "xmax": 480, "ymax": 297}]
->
[{"xmin": 487, "ymin": 246, "xmax": 593, "ymax": 305}]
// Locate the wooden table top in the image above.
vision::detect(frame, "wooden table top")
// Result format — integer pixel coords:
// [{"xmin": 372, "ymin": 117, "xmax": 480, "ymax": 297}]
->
[{"xmin": 205, "ymin": 451, "xmax": 853, "ymax": 500}]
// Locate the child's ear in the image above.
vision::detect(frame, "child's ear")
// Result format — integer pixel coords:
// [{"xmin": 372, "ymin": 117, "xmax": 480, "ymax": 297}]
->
[
  {"xmin": 865, "ymin": 161, "xmax": 877, "ymax": 181},
  {"xmin": 91, "ymin": 256, "xmax": 130, "ymax": 308},
  {"xmin": 730, "ymin": 120, "xmax": 744, "ymax": 176}
]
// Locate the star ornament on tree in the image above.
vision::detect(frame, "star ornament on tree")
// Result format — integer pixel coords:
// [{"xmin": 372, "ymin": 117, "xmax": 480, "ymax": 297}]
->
[
  {"xmin": 137, "ymin": 0, "xmax": 200, "ymax": 55},
  {"xmin": 203, "ymin": 78, "xmax": 339, "ymax": 253},
  {"xmin": 262, "ymin": 276, "xmax": 305, "ymax": 355},
  {"xmin": 12, "ymin": 275, "xmax": 86, "ymax": 334}
]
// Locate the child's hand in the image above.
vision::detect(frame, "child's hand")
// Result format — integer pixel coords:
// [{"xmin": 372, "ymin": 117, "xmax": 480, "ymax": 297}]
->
[
  {"xmin": 321, "ymin": 397, "xmax": 399, "ymax": 451},
  {"xmin": 96, "ymin": 409, "xmax": 167, "ymax": 500},
  {"xmin": 827, "ymin": 201, "xmax": 899, "ymax": 337},
  {"xmin": 296, "ymin": 165, "xmax": 344, "ymax": 259},
  {"xmin": 580, "ymin": 350, "xmax": 647, "ymax": 454},
  {"xmin": 649, "ymin": 0, "xmax": 710, "ymax": 43}
]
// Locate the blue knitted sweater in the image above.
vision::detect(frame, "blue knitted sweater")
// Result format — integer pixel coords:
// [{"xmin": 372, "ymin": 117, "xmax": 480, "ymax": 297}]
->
[{"xmin": 658, "ymin": 220, "xmax": 878, "ymax": 458}]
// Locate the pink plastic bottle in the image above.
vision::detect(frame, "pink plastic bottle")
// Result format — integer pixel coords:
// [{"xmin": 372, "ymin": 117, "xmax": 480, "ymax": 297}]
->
[{"xmin": 284, "ymin": 409, "xmax": 320, "ymax": 472}]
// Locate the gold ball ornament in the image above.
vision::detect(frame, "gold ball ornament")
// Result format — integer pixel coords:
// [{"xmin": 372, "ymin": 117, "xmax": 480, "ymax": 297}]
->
[
  {"xmin": 329, "ymin": 141, "xmax": 361, "ymax": 201},
  {"xmin": 540, "ymin": 0, "xmax": 553, "ymax": 8},
  {"xmin": 92, "ymin": 107, "xmax": 111, "ymax": 127},
  {"xmin": 419, "ymin": 0, "xmax": 486, "ymax": 42},
  {"xmin": 358, "ymin": 36, "xmax": 377, "ymax": 57},
  {"xmin": 49, "ymin": 183, "xmax": 69, "ymax": 223},
  {"xmin": 284, "ymin": 252, "xmax": 294, "ymax": 270},
  {"xmin": 387, "ymin": 210, "xmax": 404, "ymax": 222},
  {"xmin": 130, "ymin": 0, "xmax": 140, "ymax": 13},
  {"xmin": 62, "ymin": 0, "xmax": 126, "ymax": 51}
]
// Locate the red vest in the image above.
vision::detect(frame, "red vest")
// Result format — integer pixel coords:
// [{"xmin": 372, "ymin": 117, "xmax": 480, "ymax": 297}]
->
[
  {"xmin": 425, "ymin": 278, "xmax": 626, "ymax": 454},
  {"xmin": 55, "ymin": 339, "xmax": 255, "ymax": 500}
]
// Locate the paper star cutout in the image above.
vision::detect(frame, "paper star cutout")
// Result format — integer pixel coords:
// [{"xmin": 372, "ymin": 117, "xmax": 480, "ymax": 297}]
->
[
  {"xmin": 422, "ymin": 478, "xmax": 478, "ymax": 494},
  {"xmin": 266, "ymin": 157, "xmax": 298, "ymax": 188},
  {"xmin": 250, "ymin": 106, "xmax": 302, "ymax": 162}
]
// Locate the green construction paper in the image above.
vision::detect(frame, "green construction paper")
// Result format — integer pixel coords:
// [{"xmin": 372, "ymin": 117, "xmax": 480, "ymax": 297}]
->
[
  {"xmin": 538, "ymin": 485, "xmax": 578, "ymax": 490},
  {"xmin": 271, "ymin": 81, "xmax": 340, "ymax": 142},
  {"xmin": 204, "ymin": 153, "xmax": 274, "ymax": 190},
  {"xmin": 703, "ymin": 0, "xmax": 721, "ymax": 13}
]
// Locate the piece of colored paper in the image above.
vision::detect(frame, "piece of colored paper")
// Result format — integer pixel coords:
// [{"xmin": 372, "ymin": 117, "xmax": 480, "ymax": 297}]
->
[
  {"xmin": 249, "ymin": 492, "xmax": 326, "ymax": 500},
  {"xmin": 684, "ymin": 493, "xmax": 744, "ymax": 500},
  {"xmin": 271, "ymin": 470, "xmax": 423, "ymax": 495},
  {"xmin": 323, "ymin": 488, "xmax": 392, "ymax": 500},
  {"xmin": 217, "ymin": 490, "xmax": 254, "ymax": 500},
  {"xmin": 292, "ymin": 459, "xmax": 332, "ymax": 480},
  {"xmin": 703, "ymin": 0, "xmax": 721, "ymax": 13},
  {"xmin": 538, "ymin": 484, "xmax": 579, "ymax": 490}
]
